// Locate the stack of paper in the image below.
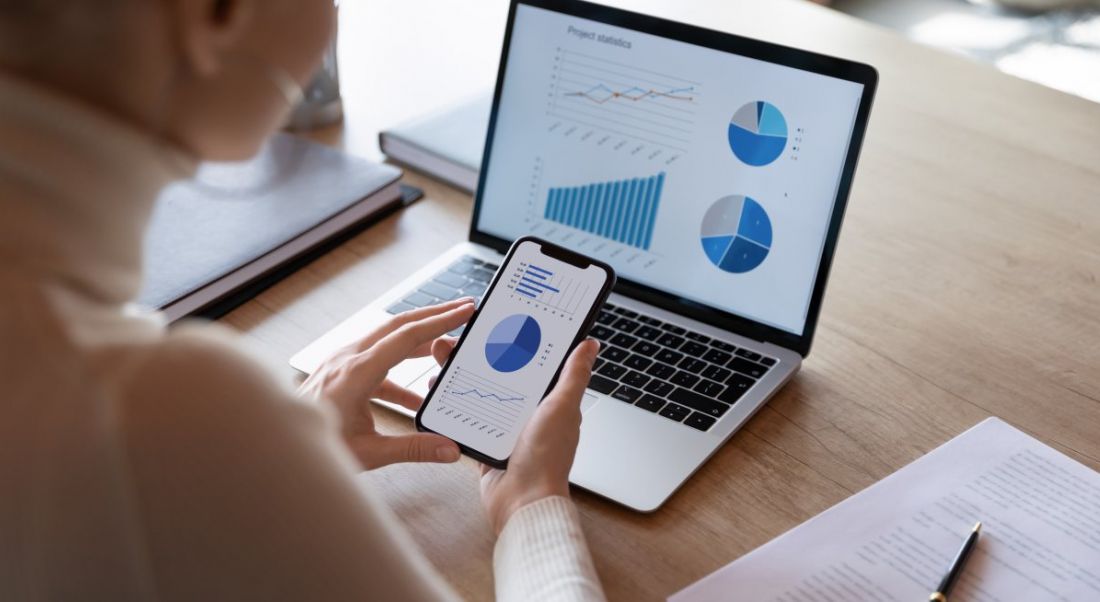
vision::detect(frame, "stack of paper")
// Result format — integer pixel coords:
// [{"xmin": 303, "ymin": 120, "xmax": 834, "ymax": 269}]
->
[{"xmin": 671, "ymin": 418, "xmax": 1100, "ymax": 601}]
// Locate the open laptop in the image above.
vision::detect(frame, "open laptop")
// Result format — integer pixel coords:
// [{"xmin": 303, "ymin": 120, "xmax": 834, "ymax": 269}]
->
[{"xmin": 291, "ymin": 0, "xmax": 877, "ymax": 512}]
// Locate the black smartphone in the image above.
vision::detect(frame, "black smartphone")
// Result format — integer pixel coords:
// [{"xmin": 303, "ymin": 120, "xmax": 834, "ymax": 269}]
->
[{"xmin": 416, "ymin": 236, "xmax": 616, "ymax": 468}]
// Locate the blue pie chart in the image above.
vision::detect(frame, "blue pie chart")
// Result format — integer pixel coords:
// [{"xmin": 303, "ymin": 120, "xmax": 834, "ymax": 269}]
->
[
  {"xmin": 728, "ymin": 101, "xmax": 787, "ymax": 166},
  {"xmin": 700, "ymin": 195, "xmax": 772, "ymax": 274},
  {"xmin": 485, "ymin": 314, "xmax": 541, "ymax": 373}
]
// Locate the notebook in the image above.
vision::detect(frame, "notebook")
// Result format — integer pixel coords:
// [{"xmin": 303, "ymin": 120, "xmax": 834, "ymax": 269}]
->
[
  {"xmin": 671, "ymin": 417, "xmax": 1100, "ymax": 601},
  {"xmin": 378, "ymin": 94, "xmax": 490, "ymax": 193},
  {"xmin": 137, "ymin": 133, "xmax": 403, "ymax": 322}
]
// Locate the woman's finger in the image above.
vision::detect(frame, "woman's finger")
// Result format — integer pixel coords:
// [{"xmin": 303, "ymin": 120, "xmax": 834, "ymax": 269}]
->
[
  {"xmin": 352, "ymin": 298, "xmax": 474, "ymax": 354},
  {"xmin": 375, "ymin": 379, "xmax": 424, "ymax": 411},
  {"xmin": 540, "ymin": 339, "xmax": 599, "ymax": 413},
  {"xmin": 364, "ymin": 432, "xmax": 461, "ymax": 468},
  {"xmin": 351, "ymin": 303, "xmax": 475, "ymax": 385},
  {"xmin": 431, "ymin": 337, "xmax": 459, "ymax": 367}
]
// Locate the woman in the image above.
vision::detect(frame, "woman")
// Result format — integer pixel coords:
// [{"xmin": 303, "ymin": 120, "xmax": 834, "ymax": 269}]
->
[{"xmin": 0, "ymin": 1, "xmax": 606, "ymax": 600}]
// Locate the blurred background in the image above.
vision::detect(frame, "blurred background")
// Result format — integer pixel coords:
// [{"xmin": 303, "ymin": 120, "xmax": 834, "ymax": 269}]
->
[{"xmin": 819, "ymin": 0, "xmax": 1100, "ymax": 103}]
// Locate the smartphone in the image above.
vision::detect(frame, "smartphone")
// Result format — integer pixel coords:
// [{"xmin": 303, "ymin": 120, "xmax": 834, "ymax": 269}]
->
[{"xmin": 416, "ymin": 236, "xmax": 616, "ymax": 468}]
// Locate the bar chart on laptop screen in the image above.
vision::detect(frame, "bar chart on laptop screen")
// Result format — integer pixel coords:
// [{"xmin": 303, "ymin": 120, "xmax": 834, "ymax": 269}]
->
[
  {"xmin": 504, "ymin": 261, "xmax": 590, "ymax": 318},
  {"xmin": 543, "ymin": 172, "xmax": 664, "ymax": 251}
]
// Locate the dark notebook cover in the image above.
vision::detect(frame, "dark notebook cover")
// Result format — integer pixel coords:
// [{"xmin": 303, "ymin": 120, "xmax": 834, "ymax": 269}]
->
[{"xmin": 138, "ymin": 133, "xmax": 402, "ymax": 315}]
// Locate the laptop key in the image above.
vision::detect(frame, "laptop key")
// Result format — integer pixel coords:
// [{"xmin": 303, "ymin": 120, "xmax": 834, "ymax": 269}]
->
[
  {"xmin": 469, "ymin": 267, "xmax": 495, "ymax": 283},
  {"xmin": 613, "ymin": 318, "xmax": 640, "ymax": 333},
  {"xmin": 638, "ymin": 315, "xmax": 663, "ymax": 326},
  {"xmin": 593, "ymin": 358, "xmax": 605, "ymax": 372},
  {"xmin": 669, "ymin": 388, "xmax": 731, "ymax": 418},
  {"xmin": 735, "ymin": 348, "xmax": 763, "ymax": 362},
  {"xmin": 403, "ymin": 291, "xmax": 436, "ymax": 307},
  {"xmin": 720, "ymin": 374, "xmax": 756, "ymax": 404},
  {"xmin": 600, "ymin": 346, "xmax": 629, "ymax": 363},
  {"xmin": 671, "ymin": 371, "xmax": 700, "ymax": 388},
  {"xmin": 635, "ymin": 394, "xmax": 666, "ymax": 413},
  {"xmin": 635, "ymin": 325, "xmax": 662, "ymax": 341},
  {"xmin": 646, "ymin": 363, "xmax": 676, "ymax": 380},
  {"xmin": 703, "ymin": 349, "xmax": 732, "ymax": 365},
  {"xmin": 614, "ymin": 308, "xmax": 639, "ymax": 318},
  {"xmin": 433, "ymin": 271, "xmax": 468, "ymax": 288},
  {"xmin": 420, "ymin": 281, "xmax": 456, "ymax": 300},
  {"xmin": 610, "ymin": 333, "xmax": 638, "ymax": 349},
  {"xmin": 644, "ymin": 380, "xmax": 674, "ymax": 397},
  {"xmin": 447, "ymin": 261, "xmax": 475, "ymax": 275},
  {"xmin": 701, "ymin": 364, "xmax": 731, "ymax": 382},
  {"xmin": 693, "ymin": 379, "xmax": 724, "ymax": 398},
  {"xmin": 597, "ymin": 310, "xmax": 617, "ymax": 325},
  {"xmin": 710, "ymin": 340, "xmax": 737, "ymax": 353},
  {"xmin": 587, "ymin": 374, "xmax": 618, "ymax": 395},
  {"xmin": 678, "ymin": 357, "xmax": 707, "ymax": 374},
  {"xmin": 657, "ymin": 333, "xmax": 685, "ymax": 349},
  {"xmin": 760, "ymin": 356, "xmax": 777, "ymax": 367},
  {"xmin": 622, "ymin": 370, "xmax": 650, "ymax": 388},
  {"xmin": 624, "ymin": 354, "xmax": 652, "ymax": 371},
  {"xmin": 685, "ymin": 332, "xmax": 711, "ymax": 344},
  {"xmin": 684, "ymin": 412, "xmax": 717, "ymax": 432},
  {"xmin": 460, "ymin": 282, "xmax": 487, "ymax": 297},
  {"xmin": 680, "ymin": 341, "xmax": 708, "ymax": 357},
  {"xmin": 386, "ymin": 301, "xmax": 416, "ymax": 315},
  {"xmin": 611, "ymin": 385, "xmax": 642, "ymax": 403},
  {"xmin": 590, "ymin": 325, "xmax": 615, "ymax": 341},
  {"xmin": 655, "ymin": 349, "xmax": 684, "ymax": 365},
  {"xmin": 729, "ymin": 357, "xmax": 768, "ymax": 379},
  {"xmin": 597, "ymin": 363, "xmax": 628, "ymax": 380},
  {"xmin": 632, "ymin": 341, "xmax": 660, "ymax": 357},
  {"xmin": 726, "ymin": 372, "xmax": 756, "ymax": 392},
  {"xmin": 658, "ymin": 402, "xmax": 690, "ymax": 422}
]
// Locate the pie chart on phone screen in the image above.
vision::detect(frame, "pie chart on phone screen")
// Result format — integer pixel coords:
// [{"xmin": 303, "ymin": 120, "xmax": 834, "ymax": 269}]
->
[{"xmin": 485, "ymin": 314, "xmax": 541, "ymax": 373}]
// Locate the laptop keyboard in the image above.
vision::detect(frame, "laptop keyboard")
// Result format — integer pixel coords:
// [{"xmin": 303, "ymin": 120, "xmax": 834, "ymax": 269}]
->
[{"xmin": 386, "ymin": 254, "xmax": 777, "ymax": 433}]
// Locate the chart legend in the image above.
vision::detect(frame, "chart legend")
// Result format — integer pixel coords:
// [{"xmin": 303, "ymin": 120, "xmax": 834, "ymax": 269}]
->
[{"xmin": 544, "ymin": 173, "xmax": 664, "ymax": 251}]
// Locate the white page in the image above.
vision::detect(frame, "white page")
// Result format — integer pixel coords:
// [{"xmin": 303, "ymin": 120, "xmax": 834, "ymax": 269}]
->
[{"xmin": 671, "ymin": 418, "xmax": 1100, "ymax": 602}]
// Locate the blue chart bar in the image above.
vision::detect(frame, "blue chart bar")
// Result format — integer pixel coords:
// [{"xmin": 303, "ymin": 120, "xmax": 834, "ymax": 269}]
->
[
  {"xmin": 543, "ymin": 173, "xmax": 664, "ymax": 251},
  {"xmin": 515, "ymin": 264, "xmax": 558, "ymax": 299}
]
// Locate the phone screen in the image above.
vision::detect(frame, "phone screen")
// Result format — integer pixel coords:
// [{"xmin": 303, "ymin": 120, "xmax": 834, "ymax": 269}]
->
[{"xmin": 418, "ymin": 239, "xmax": 612, "ymax": 464}]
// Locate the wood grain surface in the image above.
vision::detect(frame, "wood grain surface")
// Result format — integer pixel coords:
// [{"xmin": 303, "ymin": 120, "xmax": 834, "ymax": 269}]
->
[{"xmin": 220, "ymin": 1, "xmax": 1100, "ymax": 599}]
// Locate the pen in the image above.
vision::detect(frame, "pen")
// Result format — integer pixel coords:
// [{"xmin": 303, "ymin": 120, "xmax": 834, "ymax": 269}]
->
[{"xmin": 929, "ymin": 521, "xmax": 982, "ymax": 602}]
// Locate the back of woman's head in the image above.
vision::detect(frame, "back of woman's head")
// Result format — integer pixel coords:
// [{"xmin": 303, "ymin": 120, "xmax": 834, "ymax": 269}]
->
[{"xmin": 0, "ymin": 0, "xmax": 336, "ymax": 162}]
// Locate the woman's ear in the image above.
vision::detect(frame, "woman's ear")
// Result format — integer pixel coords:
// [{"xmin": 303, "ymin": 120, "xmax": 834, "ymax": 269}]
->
[{"xmin": 171, "ymin": 0, "xmax": 257, "ymax": 76}]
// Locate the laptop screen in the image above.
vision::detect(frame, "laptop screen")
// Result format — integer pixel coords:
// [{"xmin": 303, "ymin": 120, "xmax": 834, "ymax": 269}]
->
[{"xmin": 475, "ymin": 2, "xmax": 869, "ymax": 340}]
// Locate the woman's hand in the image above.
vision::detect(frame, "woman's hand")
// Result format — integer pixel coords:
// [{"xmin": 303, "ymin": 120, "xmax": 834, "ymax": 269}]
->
[
  {"xmin": 299, "ymin": 298, "xmax": 476, "ymax": 470},
  {"xmin": 431, "ymin": 336, "xmax": 600, "ymax": 535}
]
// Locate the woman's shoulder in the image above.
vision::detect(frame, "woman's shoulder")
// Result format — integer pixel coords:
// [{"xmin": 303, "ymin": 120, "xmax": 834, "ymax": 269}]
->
[{"xmin": 112, "ymin": 320, "xmax": 332, "ymax": 445}]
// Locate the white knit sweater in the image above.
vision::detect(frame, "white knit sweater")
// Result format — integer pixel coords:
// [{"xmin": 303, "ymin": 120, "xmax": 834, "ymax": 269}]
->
[{"xmin": 0, "ymin": 73, "xmax": 605, "ymax": 602}]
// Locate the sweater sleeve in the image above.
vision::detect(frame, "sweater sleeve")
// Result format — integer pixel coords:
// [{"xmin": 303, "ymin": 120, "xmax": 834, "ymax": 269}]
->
[{"xmin": 493, "ymin": 496, "xmax": 607, "ymax": 602}]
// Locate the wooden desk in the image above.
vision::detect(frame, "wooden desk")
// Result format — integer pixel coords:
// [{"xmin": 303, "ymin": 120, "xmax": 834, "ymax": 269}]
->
[{"xmin": 222, "ymin": 1, "xmax": 1100, "ymax": 599}]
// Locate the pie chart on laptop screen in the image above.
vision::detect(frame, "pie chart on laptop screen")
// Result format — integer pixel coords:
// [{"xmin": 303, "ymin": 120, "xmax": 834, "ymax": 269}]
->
[
  {"xmin": 728, "ymin": 101, "xmax": 788, "ymax": 166},
  {"xmin": 485, "ymin": 314, "xmax": 541, "ymax": 373},
  {"xmin": 700, "ymin": 195, "xmax": 773, "ymax": 274}
]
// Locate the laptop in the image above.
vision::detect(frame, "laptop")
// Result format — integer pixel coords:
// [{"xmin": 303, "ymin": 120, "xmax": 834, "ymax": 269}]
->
[{"xmin": 291, "ymin": 0, "xmax": 877, "ymax": 512}]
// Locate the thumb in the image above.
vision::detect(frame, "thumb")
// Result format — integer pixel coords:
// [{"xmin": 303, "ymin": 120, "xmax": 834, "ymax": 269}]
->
[
  {"xmin": 365, "ymin": 432, "xmax": 461, "ymax": 468},
  {"xmin": 541, "ymin": 339, "xmax": 600, "ymax": 412}
]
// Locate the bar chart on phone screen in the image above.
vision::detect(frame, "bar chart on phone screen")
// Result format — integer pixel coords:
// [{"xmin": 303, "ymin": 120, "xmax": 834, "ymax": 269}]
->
[{"xmin": 504, "ymin": 261, "xmax": 590, "ymax": 319}]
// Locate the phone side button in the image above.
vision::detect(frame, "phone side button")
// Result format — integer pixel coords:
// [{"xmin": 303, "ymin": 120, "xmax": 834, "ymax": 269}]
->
[{"xmin": 587, "ymin": 374, "xmax": 618, "ymax": 395}]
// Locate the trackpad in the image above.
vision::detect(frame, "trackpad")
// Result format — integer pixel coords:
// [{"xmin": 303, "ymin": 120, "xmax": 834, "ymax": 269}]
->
[{"xmin": 580, "ymin": 392, "xmax": 600, "ymax": 414}]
